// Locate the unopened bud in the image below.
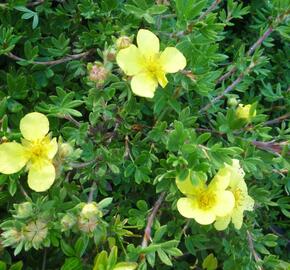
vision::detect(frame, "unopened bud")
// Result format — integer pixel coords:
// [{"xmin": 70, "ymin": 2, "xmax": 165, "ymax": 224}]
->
[
  {"xmin": 78, "ymin": 203, "xmax": 103, "ymax": 234},
  {"xmin": 61, "ymin": 213, "xmax": 76, "ymax": 231},
  {"xmin": 116, "ymin": 36, "xmax": 132, "ymax": 50},
  {"xmin": 227, "ymin": 97, "xmax": 238, "ymax": 107},
  {"xmin": 81, "ymin": 202, "xmax": 102, "ymax": 219},
  {"xmin": 87, "ymin": 62, "xmax": 109, "ymax": 86},
  {"xmin": 59, "ymin": 143, "xmax": 73, "ymax": 158},
  {"xmin": 14, "ymin": 202, "xmax": 33, "ymax": 219},
  {"xmin": 105, "ymin": 48, "xmax": 116, "ymax": 61}
]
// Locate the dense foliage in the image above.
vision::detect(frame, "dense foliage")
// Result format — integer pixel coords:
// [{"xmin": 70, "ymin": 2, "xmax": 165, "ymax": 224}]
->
[{"xmin": 0, "ymin": 0, "xmax": 289, "ymax": 269}]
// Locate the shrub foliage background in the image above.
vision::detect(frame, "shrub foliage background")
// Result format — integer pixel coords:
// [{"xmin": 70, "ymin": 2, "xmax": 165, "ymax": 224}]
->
[{"xmin": 0, "ymin": 0, "xmax": 289, "ymax": 269}]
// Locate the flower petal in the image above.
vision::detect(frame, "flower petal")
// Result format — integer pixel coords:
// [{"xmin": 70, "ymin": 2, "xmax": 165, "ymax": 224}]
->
[
  {"xmin": 157, "ymin": 72, "xmax": 168, "ymax": 88},
  {"xmin": 176, "ymin": 173, "xmax": 205, "ymax": 196},
  {"xmin": 244, "ymin": 194, "xmax": 255, "ymax": 211},
  {"xmin": 131, "ymin": 72, "xmax": 158, "ymax": 98},
  {"xmin": 214, "ymin": 190, "xmax": 235, "ymax": 217},
  {"xmin": 28, "ymin": 160, "xmax": 55, "ymax": 192},
  {"xmin": 227, "ymin": 159, "xmax": 245, "ymax": 188},
  {"xmin": 193, "ymin": 209, "xmax": 216, "ymax": 225},
  {"xmin": 160, "ymin": 47, "xmax": 186, "ymax": 73},
  {"xmin": 47, "ymin": 137, "xmax": 58, "ymax": 159},
  {"xmin": 210, "ymin": 167, "xmax": 231, "ymax": 191},
  {"xmin": 0, "ymin": 142, "xmax": 28, "ymax": 174},
  {"xmin": 176, "ymin": 197, "xmax": 197, "ymax": 219},
  {"xmin": 116, "ymin": 45, "xmax": 144, "ymax": 76},
  {"xmin": 214, "ymin": 215, "xmax": 231, "ymax": 231},
  {"xmin": 20, "ymin": 112, "xmax": 49, "ymax": 141},
  {"xmin": 231, "ymin": 209, "xmax": 244, "ymax": 230},
  {"xmin": 137, "ymin": 29, "xmax": 159, "ymax": 55}
]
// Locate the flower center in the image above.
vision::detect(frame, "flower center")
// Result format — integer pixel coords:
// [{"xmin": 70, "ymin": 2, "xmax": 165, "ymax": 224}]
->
[
  {"xmin": 198, "ymin": 191, "xmax": 216, "ymax": 210},
  {"xmin": 233, "ymin": 188, "xmax": 244, "ymax": 207},
  {"xmin": 24, "ymin": 137, "xmax": 51, "ymax": 162},
  {"xmin": 144, "ymin": 55, "xmax": 162, "ymax": 78}
]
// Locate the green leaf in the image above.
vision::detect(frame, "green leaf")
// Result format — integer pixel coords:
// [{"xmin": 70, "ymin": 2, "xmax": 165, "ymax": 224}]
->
[
  {"xmin": 61, "ymin": 258, "xmax": 82, "ymax": 270},
  {"xmin": 157, "ymin": 249, "xmax": 172, "ymax": 266}
]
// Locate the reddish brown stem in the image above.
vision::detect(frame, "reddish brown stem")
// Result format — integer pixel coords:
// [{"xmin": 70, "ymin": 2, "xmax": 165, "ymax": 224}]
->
[
  {"xmin": 6, "ymin": 50, "xmax": 93, "ymax": 66},
  {"xmin": 141, "ymin": 192, "xmax": 166, "ymax": 248}
]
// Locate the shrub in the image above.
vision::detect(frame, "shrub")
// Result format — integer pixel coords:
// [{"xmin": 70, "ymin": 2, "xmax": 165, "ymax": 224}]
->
[{"xmin": 0, "ymin": 0, "xmax": 289, "ymax": 269}]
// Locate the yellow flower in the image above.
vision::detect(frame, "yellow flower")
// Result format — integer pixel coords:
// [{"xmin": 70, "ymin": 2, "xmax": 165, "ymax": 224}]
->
[
  {"xmin": 0, "ymin": 112, "xmax": 58, "ymax": 192},
  {"xmin": 214, "ymin": 159, "xmax": 254, "ymax": 230},
  {"xmin": 176, "ymin": 168, "xmax": 235, "ymax": 225},
  {"xmin": 116, "ymin": 29, "xmax": 186, "ymax": 98},
  {"xmin": 236, "ymin": 104, "xmax": 256, "ymax": 121}
]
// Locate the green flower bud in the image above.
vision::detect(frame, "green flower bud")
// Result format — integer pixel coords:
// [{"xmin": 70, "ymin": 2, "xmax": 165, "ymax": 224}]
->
[
  {"xmin": 61, "ymin": 213, "xmax": 77, "ymax": 231},
  {"xmin": 14, "ymin": 202, "xmax": 33, "ymax": 219},
  {"xmin": 81, "ymin": 202, "xmax": 102, "ymax": 219},
  {"xmin": 227, "ymin": 97, "xmax": 238, "ymax": 107},
  {"xmin": 59, "ymin": 143, "xmax": 73, "ymax": 158}
]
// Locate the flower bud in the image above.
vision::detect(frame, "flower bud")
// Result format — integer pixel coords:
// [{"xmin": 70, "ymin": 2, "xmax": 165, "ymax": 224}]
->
[
  {"xmin": 59, "ymin": 143, "xmax": 73, "ymax": 158},
  {"xmin": 81, "ymin": 202, "xmax": 102, "ymax": 219},
  {"xmin": 78, "ymin": 203, "xmax": 103, "ymax": 234},
  {"xmin": 14, "ymin": 202, "xmax": 33, "ymax": 219},
  {"xmin": 116, "ymin": 36, "xmax": 131, "ymax": 50},
  {"xmin": 87, "ymin": 62, "xmax": 109, "ymax": 87},
  {"xmin": 227, "ymin": 97, "xmax": 238, "ymax": 107},
  {"xmin": 61, "ymin": 213, "xmax": 77, "ymax": 232},
  {"xmin": 236, "ymin": 104, "xmax": 256, "ymax": 121}
]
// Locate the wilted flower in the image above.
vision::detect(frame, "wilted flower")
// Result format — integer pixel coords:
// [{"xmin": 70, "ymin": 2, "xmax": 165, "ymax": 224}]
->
[
  {"xmin": 0, "ymin": 112, "xmax": 58, "ymax": 192},
  {"xmin": 236, "ymin": 104, "xmax": 256, "ymax": 121},
  {"xmin": 1, "ymin": 228, "xmax": 24, "ymax": 247},
  {"xmin": 23, "ymin": 220, "xmax": 48, "ymax": 248},
  {"xmin": 116, "ymin": 29, "xmax": 186, "ymax": 98},
  {"xmin": 214, "ymin": 160, "xmax": 254, "ymax": 230},
  {"xmin": 176, "ymin": 168, "xmax": 235, "ymax": 225}
]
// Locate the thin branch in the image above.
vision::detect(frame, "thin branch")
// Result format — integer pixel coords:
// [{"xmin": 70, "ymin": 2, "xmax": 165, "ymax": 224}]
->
[
  {"xmin": 252, "ymin": 140, "xmax": 289, "ymax": 156},
  {"xmin": 141, "ymin": 192, "xmax": 166, "ymax": 248},
  {"xmin": 63, "ymin": 114, "xmax": 81, "ymax": 128},
  {"xmin": 264, "ymin": 113, "xmax": 290, "ymax": 125},
  {"xmin": 247, "ymin": 230, "xmax": 263, "ymax": 270},
  {"xmin": 6, "ymin": 50, "xmax": 93, "ymax": 66},
  {"xmin": 198, "ymin": 0, "xmax": 221, "ymax": 21},
  {"xmin": 27, "ymin": 0, "xmax": 45, "ymax": 7},
  {"xmin": 87, "ymin": 182, "xmax": 97, "ymax": 203},
  {"xmin": 216, "ymin": 27, "xmax": 273, "ymax": 84},
  {"xmin": 19, "ymin": 183, "xmax": 30, "ymax": 200},
  {"xmin": 200, "ymin": 65, "xmax": 252, "ymax": 113},
  {"xmin": 70, "ymin": 159, "xmax": 97, "ymax": 169},
  {"xmin": 41, "ymin": 249, "xmax": 47, "ymax": 270},
  {"xmin": 247, "ymin": 27, "xmax": 274, "ymax": 56}
]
